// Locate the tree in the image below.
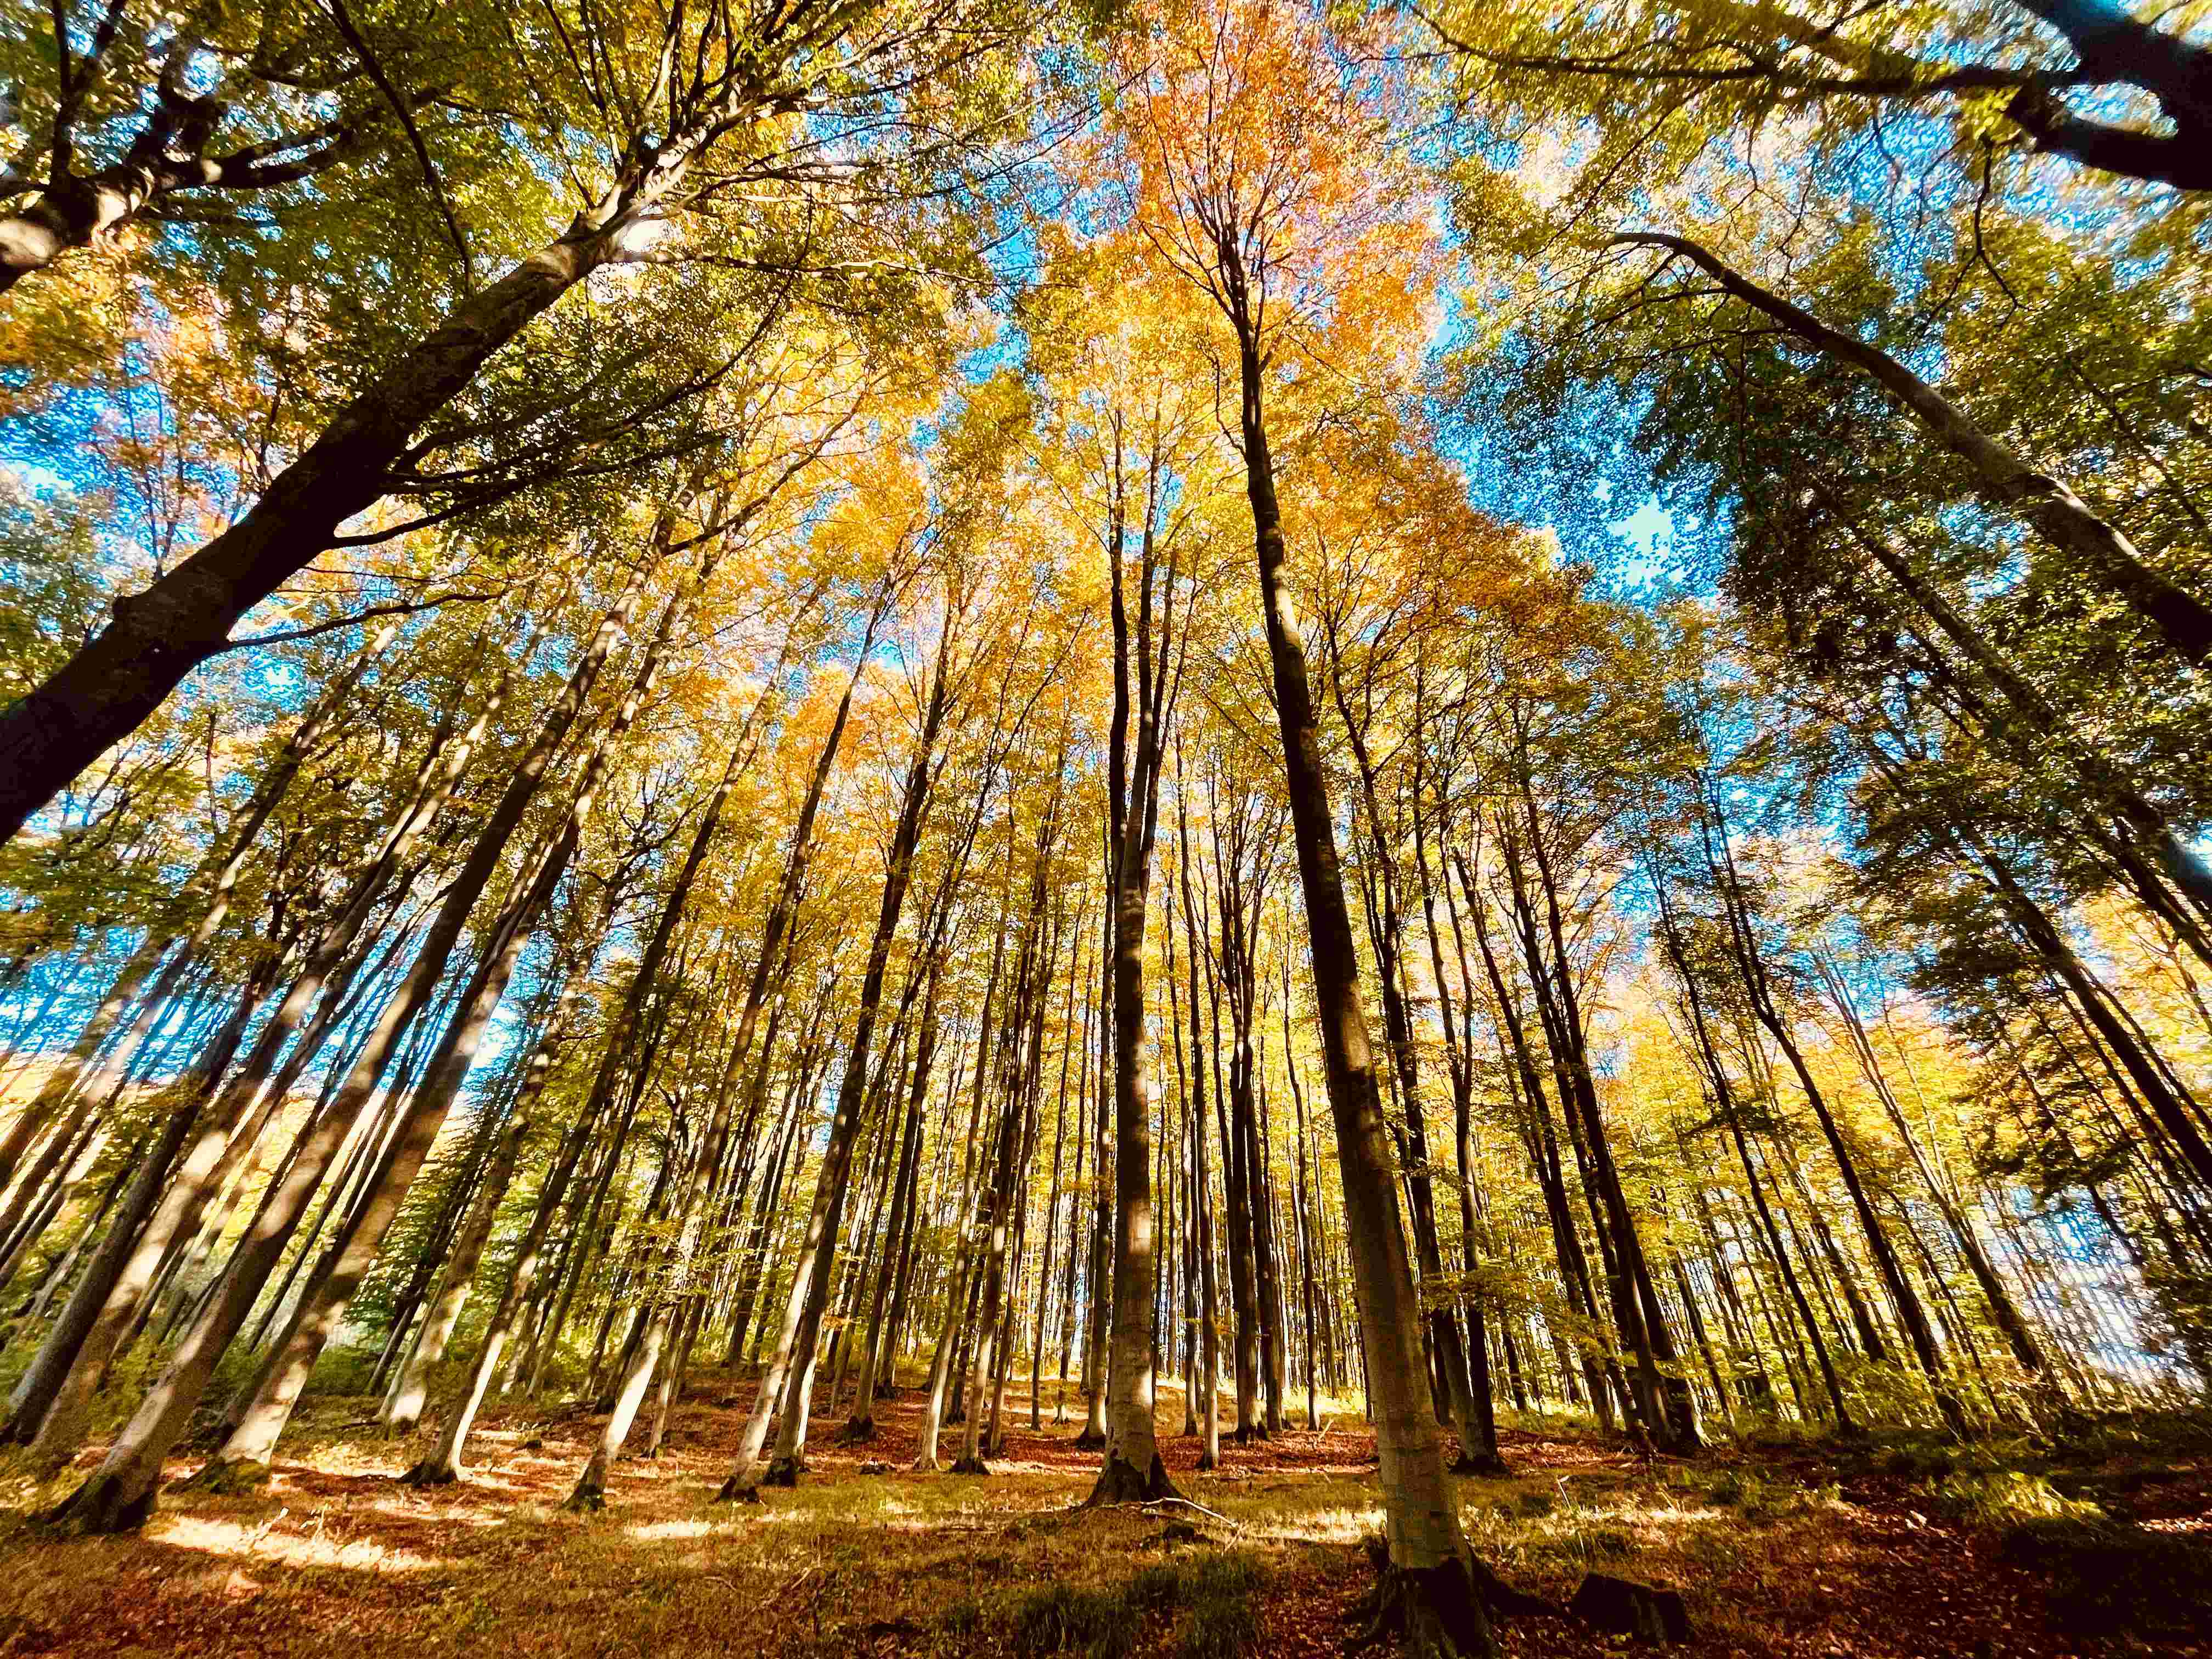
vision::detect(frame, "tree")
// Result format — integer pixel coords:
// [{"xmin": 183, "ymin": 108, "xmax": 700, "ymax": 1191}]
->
[{"xmin": 1120, "ymin": 1, "xmax": 1545, "ymax": 1646}]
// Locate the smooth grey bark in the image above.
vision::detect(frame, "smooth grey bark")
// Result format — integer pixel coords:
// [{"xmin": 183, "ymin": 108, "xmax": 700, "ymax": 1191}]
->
[
  {"xmin": 1087, "ymin": 444, "xmax": 1182, "ymax": 1506},
  {"xmin": 1203, "ymin": 222, "xmax": 1539, "ymax": 1650}
]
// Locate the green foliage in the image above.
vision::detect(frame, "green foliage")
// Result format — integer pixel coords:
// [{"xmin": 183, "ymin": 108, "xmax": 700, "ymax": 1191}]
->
[{"xmin": 1921, "ymin": 1469, "xmax": 2103, "ymax": 1530}]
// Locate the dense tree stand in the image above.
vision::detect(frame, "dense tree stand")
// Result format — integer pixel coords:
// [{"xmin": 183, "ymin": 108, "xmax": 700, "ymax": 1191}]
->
[{"xmin": 4, "ymin": 0, "xmax": 2211, "ymax": 1650}]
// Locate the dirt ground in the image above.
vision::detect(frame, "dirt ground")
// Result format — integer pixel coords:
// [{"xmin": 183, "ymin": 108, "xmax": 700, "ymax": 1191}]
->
[{"xmin": 0, "ymin": 1372, "xmax": 2205, "ymax": 1658}]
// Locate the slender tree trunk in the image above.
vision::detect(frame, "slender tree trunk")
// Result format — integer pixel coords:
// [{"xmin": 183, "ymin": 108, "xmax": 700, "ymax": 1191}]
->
[
  {"xmin": 1219, "ymin": 273, "xmax": 1526, "ymax": 1650},
  {"xmin": 383, "ymin": 967, "xmax": 586, "ymax": 1438},
  {"xmin": 719, "ymin": 638, "xmax": 950, "ymax": 1499}
]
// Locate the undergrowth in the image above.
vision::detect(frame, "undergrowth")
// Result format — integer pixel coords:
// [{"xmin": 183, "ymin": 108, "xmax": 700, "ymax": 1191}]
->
[{"xmin": 1006, "ymin": 1550, "xmax": 1268, "ymax": 1659}]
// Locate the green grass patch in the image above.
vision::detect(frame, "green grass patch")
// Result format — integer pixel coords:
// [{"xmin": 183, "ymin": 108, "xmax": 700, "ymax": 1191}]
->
[
  {"xmin": 1004, "ymin": 1550, "xmax": 1269, "ymax": 1659},
  {"xmin": 1921, "ymin": 1469, "xmax": 2103, "ymax": 1530},
  {"xmin": 1011, "ymin": 1583, "xmax": 1133, "ymax": 1659}
]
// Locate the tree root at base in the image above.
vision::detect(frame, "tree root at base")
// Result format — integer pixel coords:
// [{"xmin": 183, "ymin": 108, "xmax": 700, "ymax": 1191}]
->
[
  {"xmin": 1083, "ymin": 1451, "xmax": 1177, "ymax": 1507},
  {"xmin": 1346, "ymin": 1534, "xmax": 1573, "ymax": 1658},
  {"xmin": 36, "ymin": 1472, "xmax": 159, "ymax": 1536},
  {"xmin": 397, "ymin": 1460, "xmax": 462, "ymax": 1487},
  {"xmin": 712, "ymin": 1473, "xmax": 763, "ymax": 1503},
  {"xmin": 761, "ymin": 1455, "xmax": 801, "ymax": 1487},
  {"xmin": 949, "ymin": 1455, "xmax": 990, "ymax": 1475},
  {"xmin": 1344, "ymin": 1558, "xmax": 1503, "ymax": 1659}
]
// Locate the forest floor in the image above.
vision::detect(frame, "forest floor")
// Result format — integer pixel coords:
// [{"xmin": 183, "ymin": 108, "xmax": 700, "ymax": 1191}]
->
[{"xmin": 0, "ymin": 1372, "xmax": 2208, "ymax": 1658}]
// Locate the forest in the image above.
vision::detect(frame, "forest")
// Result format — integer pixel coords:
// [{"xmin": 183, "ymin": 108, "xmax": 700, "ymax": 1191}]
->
[{"xmin": 0, "ymin": 0, "xmax": 2209, "ymax": 1654}]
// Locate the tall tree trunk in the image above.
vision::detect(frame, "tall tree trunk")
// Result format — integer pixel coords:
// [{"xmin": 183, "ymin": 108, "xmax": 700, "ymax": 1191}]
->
[
  {"xmin": 1087, "ymin": 453, "xmax": 1181, "ymax": 1506},
  {"xmin": 1217, "ymin": 258, "xmax": 1526, "ymax": 1652}
]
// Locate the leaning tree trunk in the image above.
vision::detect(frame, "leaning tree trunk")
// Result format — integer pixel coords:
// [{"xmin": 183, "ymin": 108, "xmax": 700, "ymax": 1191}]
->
[
  {"xmin": 37, "ymin": 581, "xmax": 637, "ymax": 1534},
  {"xmin": 7, "ymin": 953, "xmax": 273, "ymax": 1460},
  {"xmin": 1342, "ymin": 737, "xmax": 1498, "ymax": 1472},
  {"xmin": 1610, "ymin": 232, "xmax": 2212, "ymax": 667},
  {"xmin": 0, "ymin": 122, "xmax": 749, "ymax": 843},
  {"xmin": 7, "ymin": 623, "xmax": 545, "ymax": 1454},
  {"xmin": 382, "ymin": 961, "xmax": 590, "ymax": 1438}
]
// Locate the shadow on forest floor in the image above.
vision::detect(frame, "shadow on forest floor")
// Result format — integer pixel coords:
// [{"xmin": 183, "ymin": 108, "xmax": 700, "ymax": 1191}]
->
[{"xmin": 1, "ymin": 1375, "xmax": 2208, "ymax": 1658}]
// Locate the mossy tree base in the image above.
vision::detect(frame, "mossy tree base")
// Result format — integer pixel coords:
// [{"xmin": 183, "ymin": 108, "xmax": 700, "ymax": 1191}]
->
[
  {"xmin": 712, "ymin": 1474, "xmax": 762, "ymax": 1503},
  {"xmin": 1451, "ymin": 1452, "xmax": 1511, "ymax": 1478},
  {"xmin": 566, "ymin": 1481, "xmax": 605, "ymax": 1512},
  {"xmin": 38, "ymin": 1472, "xmax": 159, "ymax": 1537},
  {"xmin": 397, "ymin": 1459, "xmax": 462, "ymax": 1487},
  {"xmin": 1071, "ymin": 1429, "xmax": 1105, "ymax": 1451},
  {"xmin": 949, "ymin": 1455, "xmax": 990, "ymax": 1475},
  {"xmin": 838, "ymin": 1417, "xmax": 877, "ymax": 1444},
  {"xmin": 761, "ymin": 1455, "xmax": 802, "ymax": 1487}
]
